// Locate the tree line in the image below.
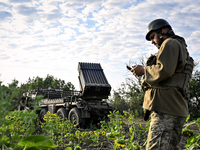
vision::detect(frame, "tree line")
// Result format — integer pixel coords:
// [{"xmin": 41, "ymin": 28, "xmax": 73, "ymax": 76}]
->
[
  {"xmin": 1, "ymin": 70, "xmax": 200, "ymax": 119},
  {"xmin": 0, "ymin": 74, "xmax": 75, "ymax": 112}
]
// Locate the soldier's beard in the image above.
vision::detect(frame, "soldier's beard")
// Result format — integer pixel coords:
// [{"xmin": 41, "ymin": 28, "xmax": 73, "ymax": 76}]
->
[{"xmin": 157, "ymin": 38, "xmax": 164, "ymax": 49}]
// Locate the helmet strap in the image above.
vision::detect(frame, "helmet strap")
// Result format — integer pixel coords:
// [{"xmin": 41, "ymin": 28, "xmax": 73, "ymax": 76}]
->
[
  {"xmin": 156, "ymin": 30, "xmax": 163, "ymax": 39},
  {"xmin": 160, "ymin": 29, "xmax": 175, "ymax": 37},
  {"xmin": 156, "ymin": 30, "xmax": 164, "ymax": 49}
]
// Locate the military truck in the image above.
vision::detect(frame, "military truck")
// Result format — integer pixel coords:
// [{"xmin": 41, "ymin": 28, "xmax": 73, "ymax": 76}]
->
[{"xmin": 18, "ymin": 62, "xmax": 115, "ymax": 127}]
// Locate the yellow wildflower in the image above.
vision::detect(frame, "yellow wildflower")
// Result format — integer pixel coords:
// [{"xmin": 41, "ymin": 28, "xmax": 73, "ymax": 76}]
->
[
  {"xmin": 89, "ymin": 131, "xmax": 93, "ymax": 135},
  {"xmin": 114, "ymin": 139, "xmax": 125, "ymax": 147},
  {"xmin": 43, "ymin": 116, "xmax": 47, "ymax": 121},
  {"xmin": 81, "ymin": 132, "xmax": 86, "ymax": 137},
  {"xmin": 102, "ymin": 131, "xmax": 106, "ymax": 135},
  {"xmin": 75, "ymin": 130, "xmax": 80, "ymax": 135},
  {"xmin": 53, "ymin": 114, "xmax": 57, "ymax": 118}
]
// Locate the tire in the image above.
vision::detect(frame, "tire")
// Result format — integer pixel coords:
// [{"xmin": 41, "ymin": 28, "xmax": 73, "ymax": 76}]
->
[
  {"xmin": 68, "ymin": 107, "xmax": 85, "ymax": 128},
  {"xmin": 39, "ymin": 108, "xmax": 48, "ymax": 123},
  {"xmin": 18, "ymin": 104, "xmax": 24, "ymax": 111},
  {"xmin": 56, "ymin": 108, "xmax": 68, "ymax": 120}
]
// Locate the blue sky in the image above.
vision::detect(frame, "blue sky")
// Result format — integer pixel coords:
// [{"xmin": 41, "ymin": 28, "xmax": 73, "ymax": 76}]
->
[{"xmin": 0, "ymin": 0, "xmax": 200, "ymax": 91}]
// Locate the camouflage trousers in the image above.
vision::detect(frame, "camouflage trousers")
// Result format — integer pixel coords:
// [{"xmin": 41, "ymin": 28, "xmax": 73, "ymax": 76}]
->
[{"xmin": 146, "ymin": 111, "xmax": 186, "ymax": 150}]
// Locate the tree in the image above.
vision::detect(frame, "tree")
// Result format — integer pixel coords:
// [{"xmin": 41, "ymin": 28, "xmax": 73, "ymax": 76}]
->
[
  {"xmin": 0, "ymin": 79, "xmax": 20, "ymax": 121},
  {"xmin": 189, "ymin": 70, "xmax": 200, "ymax": 119},
  {"xmin": 125, "ymin": 78, "xmax": 144, "ymax": 117},
  {"xmin": 109, "ymin": 56, "xmax": 147, "ymax": 118},
  {"xmin": 20, "ymin": 74, "xmax": 75, "ymax": 91},
  {"xmin": 109, "ymin": 75, "xmax": 144, "ymax": 118},
  {"xmin": 110, "ymin": 91, "xmax": 129, "ymax": 114}
]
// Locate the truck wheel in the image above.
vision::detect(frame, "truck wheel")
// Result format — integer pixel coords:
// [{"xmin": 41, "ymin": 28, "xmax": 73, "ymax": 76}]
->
[
  {"xmin": 57, "ymin": 108, "xmax": 68, "ymax": 120},
  {"xmin": 18, "ymin": 104, "xmax": 24, "ymax": 111},
  {"xmin": 68, "ymin": 107, "xmax": 85, "ymax": 128},
  {"xmin": 39, "ymin": 108, "xmax": 48, "ymax": 123}
]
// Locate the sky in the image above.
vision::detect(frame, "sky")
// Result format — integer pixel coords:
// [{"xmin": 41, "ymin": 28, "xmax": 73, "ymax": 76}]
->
[{"xmin": 0, "ymin": 0, "xmax": 200, "ymax": 91}]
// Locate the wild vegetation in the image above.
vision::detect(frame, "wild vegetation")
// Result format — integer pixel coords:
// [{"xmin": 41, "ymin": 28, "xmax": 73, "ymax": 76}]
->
[{"xmin": 0, "ymin": 71, "xmax": 200, "ymax": 149}]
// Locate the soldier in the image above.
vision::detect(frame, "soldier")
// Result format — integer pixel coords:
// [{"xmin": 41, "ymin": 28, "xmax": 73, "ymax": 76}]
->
[{"xmin": 131, "ymin": 19, "xmax": 194, "ymax": 149}]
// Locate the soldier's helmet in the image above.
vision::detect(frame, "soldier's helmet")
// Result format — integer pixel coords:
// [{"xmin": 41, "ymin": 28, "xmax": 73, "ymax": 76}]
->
[{"xmin": 146, "ymin": 19, "xmax": 172, "ymax": 41}]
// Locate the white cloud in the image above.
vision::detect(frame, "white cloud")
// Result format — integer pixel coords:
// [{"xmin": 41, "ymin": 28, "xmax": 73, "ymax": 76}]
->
[
  {"xmin": 82, "ymin": 2, "xmax": 101, "ymax": 15},
  {"xmin": 0, "ymin": 0, "xmax": 200, "ymax": 90},
  {"xmin": 102, "ymin": 0, "xmax": 136, "ymax": 9},
  {"xmin": 59, "ymin": 17, "xmax": 79, "ymax": 28}
]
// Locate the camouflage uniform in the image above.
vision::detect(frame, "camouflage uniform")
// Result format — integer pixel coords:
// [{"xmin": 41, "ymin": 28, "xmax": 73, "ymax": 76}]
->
[{"xmin": 146, "ymin": 111, "xmax": 186, "ymax": 150}]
